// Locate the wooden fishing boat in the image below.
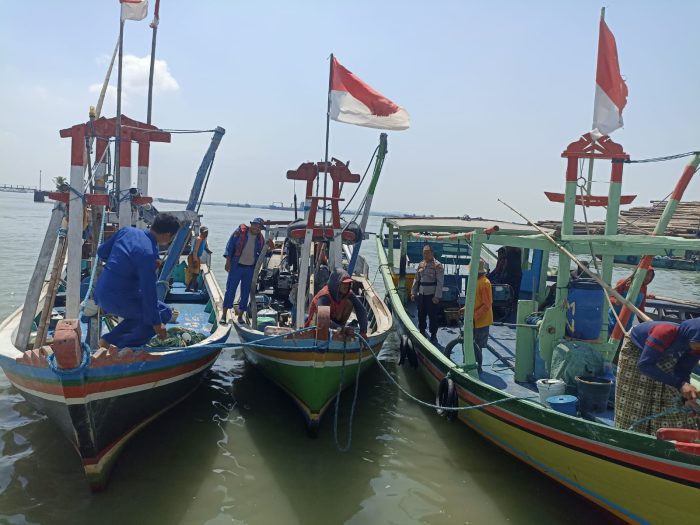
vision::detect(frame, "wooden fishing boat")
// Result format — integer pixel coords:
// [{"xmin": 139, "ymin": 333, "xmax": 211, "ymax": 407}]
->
[
  {"xmin": 376, "ymin": 132, "xmax": 700, "ymax": 523},
  {"xmin": 233, "ymin": 139, "xmax": 393, "ymax": 434},
  {"xmin": 613, "ymin": 253, "xmax": 700, "ymax": 271},
  {"xmin": 0, "ymin": 19, "xmax": 231, "ymax": 487}
]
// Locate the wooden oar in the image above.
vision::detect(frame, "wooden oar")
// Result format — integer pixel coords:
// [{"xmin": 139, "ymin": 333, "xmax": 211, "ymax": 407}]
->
[{"xmin": 497, "ymin": 199, "xmax": 652, "ymax": 322}]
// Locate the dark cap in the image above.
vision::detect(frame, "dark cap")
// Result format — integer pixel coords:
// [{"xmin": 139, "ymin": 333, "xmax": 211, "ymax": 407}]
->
[{"xmin": 250, "ymin": 217, "xmax": 266, "ymax": 229}]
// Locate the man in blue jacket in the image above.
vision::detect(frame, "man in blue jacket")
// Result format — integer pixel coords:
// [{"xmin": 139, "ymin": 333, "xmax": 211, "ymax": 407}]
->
[
  {"xmin": 222, "ymin": 217, "xmax": 272, "ymax": 323},
  {"xmin": 95, "ymin": 213, "xmax": 180, "ymax": 348}
]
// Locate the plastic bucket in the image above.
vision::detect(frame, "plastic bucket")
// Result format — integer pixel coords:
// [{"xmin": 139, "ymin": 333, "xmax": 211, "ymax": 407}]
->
[
  {"xmin": 536, "ymin": 379, "xmax": 566, "ymax": 404},
  {"xmin": 566, "ymin": 278, "xmax": 604, "ymax": 339},
  {"xmin": 546, "ymin": 395, "xmax": 578, "ymax": 416},
  {"xmin": 575, "ymin": 376, "xmax": 612, "ymax": 415}
]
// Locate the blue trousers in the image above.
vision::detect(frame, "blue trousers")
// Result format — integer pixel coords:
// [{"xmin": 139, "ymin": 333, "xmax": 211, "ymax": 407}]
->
[
  {"xmin": 102, "ymin": 301, "xmax": 172, "ymax": 348},
  {"xmin": 223, "ymin": 264, "xmax": 255, "ymax": 311}
]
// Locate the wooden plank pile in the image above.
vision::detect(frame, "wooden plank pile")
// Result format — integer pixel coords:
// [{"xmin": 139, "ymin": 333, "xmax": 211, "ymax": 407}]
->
[{"xmin": 537, "ymin": 201, "xmax": 700, "ymax": 239}]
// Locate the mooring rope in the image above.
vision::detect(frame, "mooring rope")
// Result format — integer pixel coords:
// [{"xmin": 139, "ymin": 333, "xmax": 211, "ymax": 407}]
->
[{"xmin": 333, "ymin": 339, "xmax": 363, "ymax": 452}]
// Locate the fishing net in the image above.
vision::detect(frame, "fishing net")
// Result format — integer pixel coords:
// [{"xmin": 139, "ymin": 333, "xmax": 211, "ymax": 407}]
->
[{"xmin": 148, "ymin": 327, "xmax": 207, "ymax": 348}]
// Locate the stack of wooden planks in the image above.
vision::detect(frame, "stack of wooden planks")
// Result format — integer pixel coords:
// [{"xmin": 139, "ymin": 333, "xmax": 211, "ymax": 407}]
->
[{"xmin": 537, "ymin": 201, "xmax": 700, "ymax": 239}]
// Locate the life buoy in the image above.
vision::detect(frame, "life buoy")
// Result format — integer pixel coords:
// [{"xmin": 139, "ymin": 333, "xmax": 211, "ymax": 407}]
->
[{"xmin": 436, "ymin": 377, "xmax": 458, "ymax": 421}]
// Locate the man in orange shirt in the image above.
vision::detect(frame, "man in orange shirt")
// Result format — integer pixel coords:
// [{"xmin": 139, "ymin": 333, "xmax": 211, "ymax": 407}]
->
[{"xmin": 461, "ymin": 260, "xmax": 493, "ymax": 372}]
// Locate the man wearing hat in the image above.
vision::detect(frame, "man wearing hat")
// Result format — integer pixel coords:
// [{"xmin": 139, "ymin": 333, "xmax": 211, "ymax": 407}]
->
[
  {"xmin": 222, "ymin": 218, "xmax": 271, "ymax": 323},
  {"xmin": 460, "ymin": 259, "xmax": 493, "ymax": 372},
  {"xmin": 305, "ymin": 268, "xmax": 368, "ymax": 340}
]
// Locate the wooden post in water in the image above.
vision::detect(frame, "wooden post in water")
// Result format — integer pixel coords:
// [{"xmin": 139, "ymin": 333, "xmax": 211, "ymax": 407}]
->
[{"xmin": 14, "ymin": 204, "xmax": 66, "ymax": 351}]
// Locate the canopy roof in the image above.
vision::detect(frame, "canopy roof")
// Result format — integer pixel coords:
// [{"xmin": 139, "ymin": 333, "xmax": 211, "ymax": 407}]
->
[{"xmin": 384, "ymin": 216, "xmax": 549, "ymax": 235}]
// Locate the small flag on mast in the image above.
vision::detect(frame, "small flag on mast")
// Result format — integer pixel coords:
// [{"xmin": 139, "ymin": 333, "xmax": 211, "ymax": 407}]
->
[
  {"xmin": 329, "ymin": 56, "xmax": 410, "ymax": 131},
  {"xmin": 591, "ymin": 15, "xmax": 628, "ymax": 137},
  {"xmin": 120, "ymin": 0, "xmax": 148, "ymax": 22}
]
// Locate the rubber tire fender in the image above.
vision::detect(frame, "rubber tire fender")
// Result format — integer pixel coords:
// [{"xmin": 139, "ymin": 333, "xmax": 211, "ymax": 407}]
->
[
  {"xmin": 399, "ymin": 334, "xmax": 408, "ymax": 366},
  {"xmin": 436, "ymin": 377, "xmax": 458, "ymax": 421},
  {"xmin": 405, "ymin": 337, "xmax": 418, "ymax": 368},
  {"xmin": 444, "ymin": 337, "xmax": 463, "ymax": 360}
]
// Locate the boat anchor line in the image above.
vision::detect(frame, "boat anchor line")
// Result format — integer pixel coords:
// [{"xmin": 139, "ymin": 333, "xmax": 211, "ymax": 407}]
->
[{"xmin": 354, "ymin": 333, "xmax": 539, "ymax": 413}]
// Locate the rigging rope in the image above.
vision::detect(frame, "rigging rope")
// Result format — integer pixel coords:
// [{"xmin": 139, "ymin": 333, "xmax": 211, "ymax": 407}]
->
[{"xmin": 612, "ymin": 151, "xmax": 700, "ymax": 164}]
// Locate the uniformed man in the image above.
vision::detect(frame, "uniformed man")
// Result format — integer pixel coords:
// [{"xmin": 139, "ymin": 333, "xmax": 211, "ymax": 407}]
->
[
  {"xmin": 411, "ymin": 244, "xmax": 444, "ymax": 343},
  {"xmin": 95, "ymin": 213, "xmax": 181, "ymax": 348}
]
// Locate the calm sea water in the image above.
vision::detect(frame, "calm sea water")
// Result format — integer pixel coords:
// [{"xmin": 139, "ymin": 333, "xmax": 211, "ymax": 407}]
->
[{"xmin": 2, "ymin": 191, "xmax": 696, "ymax": 524}]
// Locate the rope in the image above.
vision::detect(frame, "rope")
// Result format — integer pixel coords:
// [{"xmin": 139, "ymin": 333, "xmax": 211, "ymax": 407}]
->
[
  {"xmin": 81, "ymin": 209, "xmax": 108, "ymax": 311},
  {"xmin": 119, "ymin": 125, "xmax": 218, "ymax": 134},
  {"xmin": 612, "ymin": 151, "xmax": 700, "ymax": 164},
  {"xmin": 340, "ymin": 145, "xmax": 379, "ymax": 216},
  {"xmin": 627, "ymin": 400, "xmax": 694, "ymax": 431},
  {"xmin": 333, "ymin": 339, "xmax": 363, "ymax": 452},
  {"xmin": 355, "ymin": 333, "xmax": 539, "ymax": 412}
]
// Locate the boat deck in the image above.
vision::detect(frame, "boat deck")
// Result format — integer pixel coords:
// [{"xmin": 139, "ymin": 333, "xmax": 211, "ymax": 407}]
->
[
  {"xmin": 404, "ymin": 301, "xmax": 616, "ymax": 425},
  {"xmin": 46, "ymin": 282, "xmax": 217, "ymax": 348}
]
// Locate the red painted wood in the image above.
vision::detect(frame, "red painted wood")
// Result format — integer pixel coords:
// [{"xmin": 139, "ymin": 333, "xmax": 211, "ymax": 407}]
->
[{"xmin": 544, "ymin": 192, "xmax": 636, "ymax": 206}]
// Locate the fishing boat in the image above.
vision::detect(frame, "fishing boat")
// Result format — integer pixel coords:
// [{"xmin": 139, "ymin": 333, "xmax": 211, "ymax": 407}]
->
[
  {"xmin": 0, "ymin": 121, "xmax": 230, "ymax": 490},
  {"xmin": 377, "ymin": 130, "xmax": 700, "ymax": 522},
  {"xmin": 613, "ymin": 253, "xmax": 700, "ymax": 272},
  {"xmin": 233, "ymin": 136, "xmax": 393, "ymax": 434},
  {"xmin": 0, "ymin": 6, "xmax": 231, "ymax": 490}
]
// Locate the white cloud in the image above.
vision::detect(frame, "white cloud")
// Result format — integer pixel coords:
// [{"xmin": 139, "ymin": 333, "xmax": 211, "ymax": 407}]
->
[{"xmin": 88, "ymin": 54, "xmax": 179, "ymax": 102}]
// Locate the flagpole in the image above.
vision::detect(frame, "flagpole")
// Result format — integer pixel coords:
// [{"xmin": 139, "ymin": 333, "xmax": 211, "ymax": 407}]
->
[
  {"xmin": 322, "ymin": 53, "xmax": 333, "ymax": 227},
  {"xmin": 586, "ymin": 7, "xmax": 605, "ymax": 195},
  {"xmin": 146, "ymin": 0, "xmax": 161, "ymax": 124},
  {"xmin": 115, "ymin": 18, "xmax": 125, "ymax": 213}
]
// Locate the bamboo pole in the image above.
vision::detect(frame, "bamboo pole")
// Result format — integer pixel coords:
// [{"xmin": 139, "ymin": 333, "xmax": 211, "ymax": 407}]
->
[
  {"xmin": 14, "ymin": 204, "xmax": 66, "ymax": 350},
  {"xmin": 497, "ymin": 199, "xmax": 651, "ymax": 322},
  {"xmin": 34, "ymin": 235, "xmax": 68, "ymax": 349}
]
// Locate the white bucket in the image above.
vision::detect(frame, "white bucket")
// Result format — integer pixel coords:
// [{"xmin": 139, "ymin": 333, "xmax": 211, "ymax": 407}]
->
[{"xmin": 536, "ymin": 379, "xmax": 566, "ymax": 405}]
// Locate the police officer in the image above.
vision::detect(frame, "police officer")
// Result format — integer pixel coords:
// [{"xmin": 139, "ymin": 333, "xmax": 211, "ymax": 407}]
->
[{"xmin": 411, "ymin": 244, "xmax": 444, "ymax": 343}]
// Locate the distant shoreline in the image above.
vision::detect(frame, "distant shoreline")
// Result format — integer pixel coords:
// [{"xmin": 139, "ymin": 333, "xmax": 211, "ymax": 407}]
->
[{"xmin": 154, "ymin": 197, "xmax": 408, "ymax": 218}]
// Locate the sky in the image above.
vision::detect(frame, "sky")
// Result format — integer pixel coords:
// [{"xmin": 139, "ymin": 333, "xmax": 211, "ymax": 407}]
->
[{"xmin": 1, "ymin": 0, "xmax": 699, "ymax": 223}]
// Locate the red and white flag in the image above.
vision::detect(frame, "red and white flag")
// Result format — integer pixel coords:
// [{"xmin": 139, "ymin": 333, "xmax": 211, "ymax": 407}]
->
[
  {"xmin": 591, "ymin": 16, "xmax": 628, "ymax": 137},
  {"xmin": 120, "ymin": 0, "xmax": 148, "ymax": 22},
  {"xmin": 329, "ymin": 56, "xmax": 410, "ymax": 131}
]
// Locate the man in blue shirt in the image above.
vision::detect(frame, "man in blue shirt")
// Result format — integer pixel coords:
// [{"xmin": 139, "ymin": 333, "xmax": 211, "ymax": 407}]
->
[{"xmin": 95, "ymin": 213, "xmax": 181, "ymax": 348}]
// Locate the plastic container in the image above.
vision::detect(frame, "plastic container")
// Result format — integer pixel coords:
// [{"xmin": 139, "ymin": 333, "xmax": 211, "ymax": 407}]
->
[
  {"xmin": 575, "ymin": 376, "xmax": 612, "ymax": 415},
  {"xmin": 546, "ymin": 395, "xmax": 578, "ymax": 416},
  {"xmin": 536, "ymin": 379, "xmax": 566, "ymax": 404},
  {"xmin": 566, "ymin": 278, "xmax": 604, "ymax": 339}
]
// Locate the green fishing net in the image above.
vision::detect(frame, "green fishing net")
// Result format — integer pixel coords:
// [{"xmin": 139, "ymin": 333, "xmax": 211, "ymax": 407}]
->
[{"xmin": 148, "ymin": 327, "xmax": 207, "ymax": 348}]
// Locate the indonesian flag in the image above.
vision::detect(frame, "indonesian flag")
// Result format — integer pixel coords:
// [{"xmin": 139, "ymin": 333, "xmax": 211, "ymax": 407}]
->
[
  {"xmin": 591, "ymin": 16, "xmax": 628, "ymax": 137},
  {"xmin": 329, "ymin": 56, "xmax": 410, "ymax": 131},
  {"xmin": 120, "ymin": 0, "xmax": 148, "ymax": 22}
]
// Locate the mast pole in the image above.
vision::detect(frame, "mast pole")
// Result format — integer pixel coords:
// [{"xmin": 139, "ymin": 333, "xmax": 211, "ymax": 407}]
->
[
  {"xmin": 115, "ymin": 19, "xmax": 125, "ymax": 216},
  {"xmin": 322, "ymin": 53, "xmax": 333, "ymax": 228},
  {"xmin": 146, "ymin": 0, "xmax": 161, "ymax": 125},
  {"xmin": 586, "ymin": 7, "xmax": 605, "ymax": 195}
]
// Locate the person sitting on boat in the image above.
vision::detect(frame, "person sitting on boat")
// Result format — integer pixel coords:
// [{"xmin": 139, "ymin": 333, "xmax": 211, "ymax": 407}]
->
[
  {"xmin": 222, "ymin": 218, "xmax": 274, "ymax": 324},
  {"xmin": 615, "ymin": 318, "xmax": 700, "ymax": 435},
  {"xmin": 487, "ymin": 246, "xmax": 522, "ymax": 305},
  {"xmin": 411, "ymin": 244, "xmax": 444, "ymax": 344},
  {"xmin": 305, "ymin": 268, "xmax": 368, "ymax": 340},
  {"xmin": 95, "ymin": 213, "xmax": 181, "ymax": 348},
  {"xmin": 185, "ymin": 226, "xmax": 209, "ymax": 292},
  {"xmin": 459, "ymin": 260, "xmax": 493, "ymax": 372},
  {"xmin": 607, "ymin": 269, "xmax": 655, "ymax": 335}
]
